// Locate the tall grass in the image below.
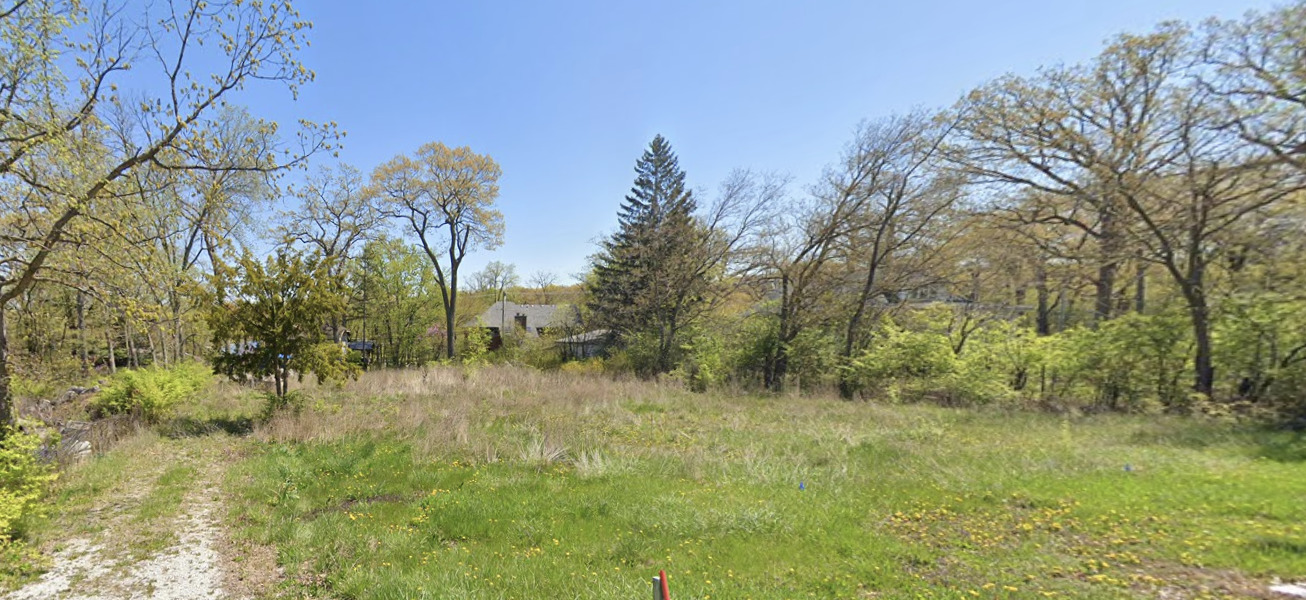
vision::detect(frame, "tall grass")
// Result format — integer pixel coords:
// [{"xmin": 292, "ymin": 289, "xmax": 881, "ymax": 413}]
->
[{"xmin": 225, "ymin": 366, "xmax": 1306, "ymax": 599}]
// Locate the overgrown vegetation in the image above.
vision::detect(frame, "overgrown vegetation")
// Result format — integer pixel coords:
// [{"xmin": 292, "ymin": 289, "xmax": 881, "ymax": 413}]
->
[
  {"xmin": 90, "ymin": 362, "xmax": 213, "ymax": 423},
  {"xmin": 224, "ymin": 367, "xmax": 1306, "ymax": 599},
  {"xmin": 2, "ymin": 1, "xmax": 1306, "ymax": 597},
  {"xmin": 0, "ymin": 427, "xmax": 56, "ymax": 541}
]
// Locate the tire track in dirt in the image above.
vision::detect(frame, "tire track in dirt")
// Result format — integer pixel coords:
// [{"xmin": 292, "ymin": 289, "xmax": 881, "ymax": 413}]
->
[{"xmin": 6, "ymin": 442, "xmax": 236, "ymax": 600}]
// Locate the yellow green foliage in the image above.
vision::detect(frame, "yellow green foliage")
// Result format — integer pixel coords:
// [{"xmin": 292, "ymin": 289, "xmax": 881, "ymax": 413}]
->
[
  {"xmin": 90, "ymin": 362, "xmax": 213, "ymax": 422},
  {"xmin": 0, "ymin": 426, "xmax": 56, "ymax": 538}
]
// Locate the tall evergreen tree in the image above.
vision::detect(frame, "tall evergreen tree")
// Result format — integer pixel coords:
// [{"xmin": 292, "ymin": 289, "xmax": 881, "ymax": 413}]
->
[{"xmin": 589, "ymin": 135, "xmax": 708, "ymax": 374}]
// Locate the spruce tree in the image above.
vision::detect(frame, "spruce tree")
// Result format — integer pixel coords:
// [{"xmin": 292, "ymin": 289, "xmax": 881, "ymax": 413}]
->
[{"xmin": 589, "ymin": 135, "xmax": 707, "ymax": 374}]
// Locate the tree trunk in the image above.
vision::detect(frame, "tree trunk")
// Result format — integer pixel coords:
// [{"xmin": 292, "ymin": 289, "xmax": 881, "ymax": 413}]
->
[
  {"xmin": 77, "ymin": 291, "xmax": 89, "ymax": 377},
  {"xmin": 1134, "ymin": 263, "xmax": 1147, "ymax": 314},
  {"xmin": 172, "ymin": 289, "xmax": 185, "ymax": 363},
  {"xmin": 106, "ymin": 330, "xmax": 117, "ymax": 374},
  {"xmin": 1094, "ymin": 208, "xmax": 1122, "ymax": 323},
  {"xmin": 125, "ymin": 320, "xmax": 137, "ymax": 368},
  {"xmin": 1035, "ymin": 262, "xmax": 1051, "ymax": 336},
  {"xmin": 445, "ymin": 302, "xmax": 456, "ymax": 360},
  {"xmin": 1188, "ymin": 292, "xmax": 1215, "ymax": 399},
  {"xmin": 766, "ymin": 344, "xmax": 789, "ymax": 393},
  {"xmin": 766, "ymin": 278, "xmax": 793, "ymax": 393},
  {"xmin": 1093, "ymin": 262, "xmax": 1117, "ymax": 323},
  {"xmin": 840, "ymin": 247, "xmax": 885, "ymax": 400},
  {"xmin": 148, "ymin": 329, "xmax": 159, "ymax": 366},
  {"xmin": 0, "ymin": 305, "xmax": 13, "ymax": 434}
]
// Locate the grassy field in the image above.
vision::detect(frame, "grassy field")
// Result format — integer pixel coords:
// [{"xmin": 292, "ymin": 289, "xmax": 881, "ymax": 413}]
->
[{"xmin": 209, "ymin": 367, "xmax": 1305, "ymax": 599}]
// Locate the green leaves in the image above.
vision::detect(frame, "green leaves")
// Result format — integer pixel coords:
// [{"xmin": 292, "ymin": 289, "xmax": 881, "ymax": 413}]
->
[{"xmin": 208, "ymin": 248, "xmax": 356, "ymax": 397}]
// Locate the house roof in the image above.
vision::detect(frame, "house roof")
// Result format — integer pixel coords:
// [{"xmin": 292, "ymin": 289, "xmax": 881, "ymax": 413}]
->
[{"xmin": 477, "ymin": 301, "xmax": 579, "ymax": 329}]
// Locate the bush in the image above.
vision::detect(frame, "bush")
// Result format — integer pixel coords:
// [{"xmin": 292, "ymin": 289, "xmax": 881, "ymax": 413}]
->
[
  {"xmin": 559, "ymin": 358, "xmax": 606, "ymax": 377},
  {"xmin": 672, "ymin": 333, "xmax": 726, "ymax": 392},
  {"xmin": 90, "ymin": 361, "xmax": 212, "ymax": 422},
  {"xmin": 0, "ymin": 425, "xmax": 57, "ymax": 539},
  {"xmin": 1051, "ymin": 311, "xmax": 1190, "ymax": 412},
  {"xmin": 458, "ymin": 327, "xmax": 492, "ymax": 365},
  {"xmin": 504, "ymin": 332, "xmax": 564, "ymax": 370},
  {"xmin": 8, "ymin": 376, "xmax": 56, "ymax": 403},
  {"xmin": 846, "ymin": 311, "xmax": 1017, "ymax": 406}
]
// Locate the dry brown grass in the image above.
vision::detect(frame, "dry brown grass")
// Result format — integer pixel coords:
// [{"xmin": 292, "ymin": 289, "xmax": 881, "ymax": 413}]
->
[{"xmin": 256, "ymin": 365, "xmax": 685, "ymax": 464}]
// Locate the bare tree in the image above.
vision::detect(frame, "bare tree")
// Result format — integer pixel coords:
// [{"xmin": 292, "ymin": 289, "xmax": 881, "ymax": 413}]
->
[
  {"xmin": 279, "ymin": 163, "xmax": 380, "ymax": 340},
  {"xmin": 528, "ymin": 270, "xmax": 557, "ymax": 303},
  {"xmin": 949, "ymin": 25, "xmax": 1194, "ymax": 322},
  {"xmin": 833, "ymin": 111, "xmax": 968, "ymax": 399},
  {"xmin": 469, "ymin": 261, "xmax": 519, "ymax": 296}
]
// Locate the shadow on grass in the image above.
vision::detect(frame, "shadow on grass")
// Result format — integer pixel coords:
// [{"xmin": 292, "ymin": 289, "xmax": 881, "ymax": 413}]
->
[
  {"xmin": 1127, "ymin": 417, "xmax": 1306, "ymax": 462},
  {"xmin": 162, "ymin": 415, "xmax": 255, "ymax": 438},
  {"xmin": 1251, "ymin": 536, "xmax": 1306, "ymax": 556},
  {"xmin": 1127, "ymin": 419, "xmax": 1242, "ymax": 450},
  {"xmin": 1257, "ymin": 431, "xmax": 1306, "ymax": 462}
]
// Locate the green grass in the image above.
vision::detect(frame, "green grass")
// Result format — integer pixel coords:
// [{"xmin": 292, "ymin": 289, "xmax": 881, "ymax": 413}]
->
[{"xmin": 223, "ymin": 368, "xmax": 1306, "ymax": 599}]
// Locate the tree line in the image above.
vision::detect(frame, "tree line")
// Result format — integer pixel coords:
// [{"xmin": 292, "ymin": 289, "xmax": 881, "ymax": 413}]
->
[
  {"xmin": 4, "ymin": 1, "xmax": 1306, "ymax": 433},
  {"xmin": 585, "ymin": 6, "xmax": 1306, "ymax": 417}
]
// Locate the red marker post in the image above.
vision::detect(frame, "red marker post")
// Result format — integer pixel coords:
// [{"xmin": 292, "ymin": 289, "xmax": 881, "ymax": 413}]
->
[{"xmin": 652, "ymin": 570, "xmax": 671, "ymax": 600}]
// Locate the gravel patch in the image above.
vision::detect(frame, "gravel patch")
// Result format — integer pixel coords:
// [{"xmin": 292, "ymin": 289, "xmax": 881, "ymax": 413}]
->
[{"xmin": 5, "ymin": 457, "xmax": 233, "ymax": 600}]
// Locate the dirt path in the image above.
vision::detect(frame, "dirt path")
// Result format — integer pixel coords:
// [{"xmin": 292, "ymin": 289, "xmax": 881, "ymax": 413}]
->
[{"xmin": 5, "ymin": 440, "xmax": 242, "ymax": 600}]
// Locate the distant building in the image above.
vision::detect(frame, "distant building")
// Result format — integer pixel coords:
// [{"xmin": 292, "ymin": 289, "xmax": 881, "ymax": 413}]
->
[
  {"xmin": 555, "ymin": 329, "xmax": 614, "ymax": 360},
  {"xmin": 476, "ymin": 301, "xmax": 581, "ymax": 349}
]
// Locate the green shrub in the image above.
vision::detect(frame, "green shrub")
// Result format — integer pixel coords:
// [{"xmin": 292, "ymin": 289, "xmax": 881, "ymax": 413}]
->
[
  {"xmin": 619, "ymin": 331, "xmax": 665, "ymax": 377},
  {"xmin": 0, "ymin": 425, "xmax": 57, "ymax": 539},
  {"xmin": 559, "ymin": 358, "xmax": 606, "ymax": 377},
  {"xmin": 297, "ymin": 342, "xmax": 361, "ymax": 387},
  {"xmin": 785, "ymin": 329, "xmax": 841, "ymax": 391},
  {"xmin": 458, "ymin": 326, "xmax": 492, "ymax": 365},
  {"xmin": 852, "ymin": 320, "xmax": 958, "ymax": 382},
  {"xmin": 672, "ymin": 333, "xmax": 726, "ymax": 392},
  {"xmin": 8, "ymin": 376, "xmax": 56, "ymax": 403},
  {"xmin": 1051, "ymin": 311, "xmax": 1190, "ymax": 412},
  {"xmin": 845, "ymin": 311, "xmax": 1021, "ymax": 406},
  {"xmin": 90, "ymin": 361, "xmax": 213, "ymax": 422},
  {"xmin": 505, "ymin": 332, "xmax": 564, "ymax": 370}
]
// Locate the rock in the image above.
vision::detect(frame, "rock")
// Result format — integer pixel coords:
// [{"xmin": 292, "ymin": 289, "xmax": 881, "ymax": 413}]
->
[
  {"xmin": 54, "ymin": 386, "xmax": 99, "ymax": 405},
  {"xmin": 1272, "ymin": 584, "xmax": 1306, "ymax": 597},
  {"xmin": 64, "ymin": 440, "xmax": 92, "ymax": 460}
]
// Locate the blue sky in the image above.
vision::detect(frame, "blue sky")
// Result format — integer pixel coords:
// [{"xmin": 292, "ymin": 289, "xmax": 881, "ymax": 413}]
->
[{"xmin": 240, "ymin": 0, "xmax": 1278, "ymax": 282}]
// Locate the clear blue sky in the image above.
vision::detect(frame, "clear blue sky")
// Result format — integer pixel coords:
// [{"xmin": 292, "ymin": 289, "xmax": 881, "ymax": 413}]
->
[{"xmin": 241, "ymin": 0, "xmax": 1278, "ymax": 282}]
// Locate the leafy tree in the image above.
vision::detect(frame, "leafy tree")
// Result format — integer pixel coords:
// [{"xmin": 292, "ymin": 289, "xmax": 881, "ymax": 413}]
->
[
  {"xmin": 0, "ymin": 0, "xmax": 334, "ymax": 431},
  {"xmin": 372, "ymin": 143, "xmax": 505, "ymax": 360},
  {"xmin": 352, "ymin": 237, "xmax": 444, "ymax": 367},
  {"xmin": 832, "ymin": 111, "xmax": 967, "ymax": 399},
  {"xmin": 1205, "ymin": 2, "xmax": 1306, "ymax": 173},
  {"xmin": 279, "ymin": 163, "xmax": 380, "ymax": 341},
  {"xmin": 208, "ymin": 250, "xmax": 355, "ymax": 399},
  {"xmin": 751, "ymin": 175, "xmax": 858, "ymax": 391},
  {"xmin": 948, "ymin": 26, "xmax": 1195, "ymax": 323}
]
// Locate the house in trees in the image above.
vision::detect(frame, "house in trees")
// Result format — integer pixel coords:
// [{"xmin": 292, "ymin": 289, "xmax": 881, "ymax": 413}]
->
[
  {"xmin": 555, "ymin": 329, "xmax": 614, "ymax": 360},
  {"xmin": 476, "ymin": 301, "xmax": 581, "ymax": 349}
]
